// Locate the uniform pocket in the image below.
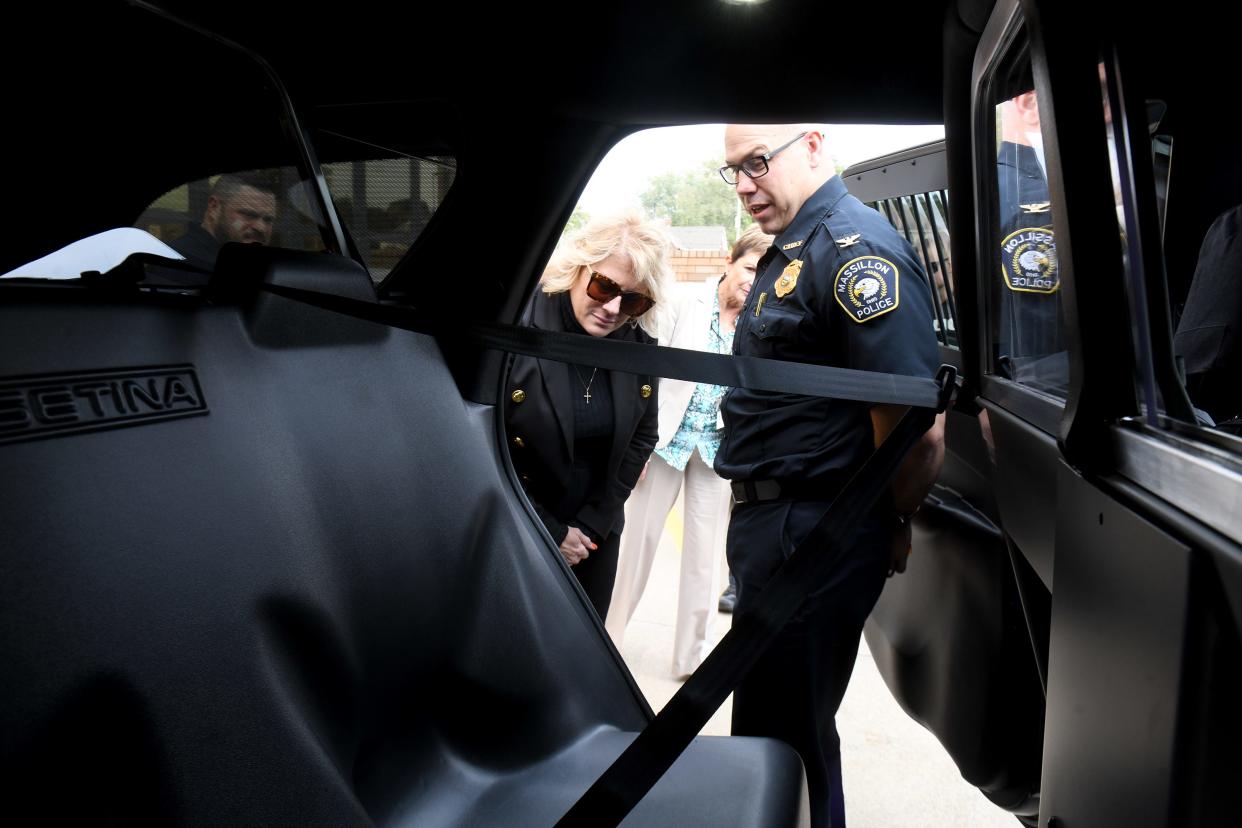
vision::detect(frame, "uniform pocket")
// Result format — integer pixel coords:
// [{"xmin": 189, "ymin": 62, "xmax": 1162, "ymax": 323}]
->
[
  {"xmin": 750, "ymin": 303, "xmax": 805, "ymax": 342},
  {"xmin": 745, "ymin": 302, "xmax": 804, "ymax": 357}
]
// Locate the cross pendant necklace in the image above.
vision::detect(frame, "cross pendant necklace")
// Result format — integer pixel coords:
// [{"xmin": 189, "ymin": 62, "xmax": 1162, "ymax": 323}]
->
[{"xmin": 575, "ymin": 366, "xmax": 598, "ymax": 403}]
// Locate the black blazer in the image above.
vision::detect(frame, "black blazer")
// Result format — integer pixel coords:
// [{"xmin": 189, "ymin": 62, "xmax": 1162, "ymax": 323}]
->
[{"xmin": 504, "ymin": 291, "xmax": 659, "ymax": 544}]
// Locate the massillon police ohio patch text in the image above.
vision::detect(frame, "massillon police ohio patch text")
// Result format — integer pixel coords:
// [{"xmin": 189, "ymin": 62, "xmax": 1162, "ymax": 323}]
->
[
  {"xmin": 1000, "ymin": 226, "xmax": 1059, "ymax": 293},
  {"xmin": 834, "ymin": 255, "xmax": 900, "ymax": 323}
]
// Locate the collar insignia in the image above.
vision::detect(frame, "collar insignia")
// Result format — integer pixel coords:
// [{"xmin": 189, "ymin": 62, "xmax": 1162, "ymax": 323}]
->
[{"xmin": 781, "ymin": 240, "xmax": 804, "ymax": 250}]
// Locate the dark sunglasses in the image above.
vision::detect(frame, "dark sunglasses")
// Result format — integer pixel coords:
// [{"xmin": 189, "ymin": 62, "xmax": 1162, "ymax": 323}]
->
[{"xmin": 586, "ymin": 271, "xmax": 656, "ymax": 317}]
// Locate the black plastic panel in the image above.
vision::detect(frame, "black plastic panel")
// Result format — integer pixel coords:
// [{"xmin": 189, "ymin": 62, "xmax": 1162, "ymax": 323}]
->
[
  {"xmin": 865, "ymin": 406, "xmax": 1044, "ymax": 815},
  {"xmin": 982, "ymin": 399, "xmax": 1059, "ymax": 588},
  {"xmin": 1074, "ymin": 475, "xmax": 1242, "ymax": 828},
  {"xmin": 1039, "ymin": 463, "xmax": 1191, "ymax": 827},
  {"xmin": 0, "ymin": 259, "xmax": 806, "ymax": 825},
  {"xmin": 866, "ymin": 507, "xmax": 1044, "ymax": 814}
]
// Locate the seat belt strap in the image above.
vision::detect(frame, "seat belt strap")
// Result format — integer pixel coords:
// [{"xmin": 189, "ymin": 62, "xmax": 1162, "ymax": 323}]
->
[{"xmin": 259, "ymin": 281, "xmax": 943, "ymax": 409}]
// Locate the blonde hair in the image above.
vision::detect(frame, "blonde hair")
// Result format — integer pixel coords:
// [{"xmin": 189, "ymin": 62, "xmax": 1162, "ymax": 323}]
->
[
  {"xmin": 542, "ymin": 211, "xmax": 672, "ymax": 336},
  {"xmin": 730, "ymin": 224, "xmax": 775, "ymax": 261}
]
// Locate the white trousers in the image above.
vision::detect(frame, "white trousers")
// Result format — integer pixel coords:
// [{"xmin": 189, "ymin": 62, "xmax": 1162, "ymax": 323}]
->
[{"xmin": 606, "ymin": 450, "xmax": 732, "ymax": 676}]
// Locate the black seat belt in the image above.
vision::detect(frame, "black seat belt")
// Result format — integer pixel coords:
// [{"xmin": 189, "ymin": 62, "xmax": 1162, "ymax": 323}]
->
[
  {"xmin": 259, "ymin": 281, "xmax": 943, "ymax": 408},
  {"xmin": 258, "ymin": 279, "xmax": 955, "ymax": 827}
]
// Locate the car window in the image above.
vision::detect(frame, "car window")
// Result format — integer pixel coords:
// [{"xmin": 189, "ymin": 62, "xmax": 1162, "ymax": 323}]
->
[
  {"xmin": 839, "ymin": 140, "xmax": 956, "ymax": 352},
  {"xmin": 17, "ymin": 7, "xmax": 342, "ymax": 287},
  {"xmin": 867, "ymin": 187, "xmax": 956, "ymax": 349},
  {"xmin": 1172, "ymin": 203, "xmax": 1242, "ymax": 432},
  {"xmin": 321, "ymin": 153, "xmax": 456, "ymax": 284},
  {"xmin": 0, "ymin": 2, "xmax": 345, "ymax": 288},
  {"xmin": 987, "ymin": 34, "xmax": 1068, "ymax": 399},
  {"xmin": 135, "ymin": 167, "xmax": 328, "ymax": 270},
  {"xmin": 1100, "ymin": 55, "xmax": 1242, "ymax": 438},
  {"xmin": 1136, "ymin": 97, "xmax": 1242, "ymax": 435}
]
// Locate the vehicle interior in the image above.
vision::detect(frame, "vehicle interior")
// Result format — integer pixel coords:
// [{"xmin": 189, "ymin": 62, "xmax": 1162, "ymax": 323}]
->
[{"xmin": 3, "ymin": 1, "xmax": 1240, "ymax": 826}]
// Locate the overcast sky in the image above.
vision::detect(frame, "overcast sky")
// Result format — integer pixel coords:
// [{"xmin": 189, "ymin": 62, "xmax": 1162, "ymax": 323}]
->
[{"xmin": 576, "ymin": 123, "xmax": 945, "ymax": 215}]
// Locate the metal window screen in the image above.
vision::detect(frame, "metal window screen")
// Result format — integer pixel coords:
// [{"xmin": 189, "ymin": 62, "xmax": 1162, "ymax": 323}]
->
[
  {"xmin": 870, "ymin": 191, "xmax": 957, "ymax": 348},
  {"xmin": 323, "ymin": 157, "xmax": 456, "ymax": 283}
]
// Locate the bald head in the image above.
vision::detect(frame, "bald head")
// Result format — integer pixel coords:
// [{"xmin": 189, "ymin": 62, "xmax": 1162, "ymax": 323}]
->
[
  {"xmin": 1000, "ymin": 93, "xmax": 1040, "ymax": 145},
  {"xmin": 723, "ymin": 125, "xmax": 831, "ymax": 235}
]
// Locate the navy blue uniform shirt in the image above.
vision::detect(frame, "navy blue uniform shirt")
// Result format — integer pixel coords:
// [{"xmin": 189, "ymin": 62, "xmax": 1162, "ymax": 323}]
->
[
  {"xmin": 714, "ymin": 175, "xmax": 939, "ymax": 486},
  {"xmin": 996, "ymin": 140, "xmax": 1064, "ymax": 365}
]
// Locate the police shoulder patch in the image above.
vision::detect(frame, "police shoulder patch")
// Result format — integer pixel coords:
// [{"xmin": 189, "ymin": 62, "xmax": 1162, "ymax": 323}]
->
[
  {"xmin": 834, "ymin": 255, "xmax": 900, "ymax": 324},
  {"xmin": 1000, "ymin": 226, "xmax": 1059, "ymax": 294}
]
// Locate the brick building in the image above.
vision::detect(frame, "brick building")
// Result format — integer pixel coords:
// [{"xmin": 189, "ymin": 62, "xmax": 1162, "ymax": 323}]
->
[{"xmin": 668, "ymin": 226, "xmax": 728, "ymax": 282}]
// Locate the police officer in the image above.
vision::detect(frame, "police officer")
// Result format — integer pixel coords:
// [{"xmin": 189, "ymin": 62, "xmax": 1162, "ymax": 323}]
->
[
  {"xmin": 996, "ymin": 91, "xmax": 1065, "ymax": 391},
  {"xmin": 714, "ymin": 125, "xmax": 944, "ymax": 828}
]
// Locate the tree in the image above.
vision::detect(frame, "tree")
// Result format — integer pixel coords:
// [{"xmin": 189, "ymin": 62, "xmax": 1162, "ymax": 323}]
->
[
  {"xmin": 563, "ymin": 206, "xmax": 590, "ymax": 234},
  {"xmin": 640, "ymin": 160, "xmax": 753, "ymax": 244}
]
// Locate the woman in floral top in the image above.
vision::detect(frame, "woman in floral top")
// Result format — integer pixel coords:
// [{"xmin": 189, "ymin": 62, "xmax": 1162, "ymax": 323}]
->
[{"xmin": 606, "ymin": 226, "xmax": 774, "ymax": 677}]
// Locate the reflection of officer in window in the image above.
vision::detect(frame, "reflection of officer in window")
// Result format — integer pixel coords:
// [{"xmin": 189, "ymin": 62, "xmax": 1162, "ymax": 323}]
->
[
  {"xmin": 996, "ymin": 91, "xmax": 1066, "ymax": 391},
  {"xmin": 715, "ymin": 125, "xmax": 944, "ymax": 828},
  {"xmin": 1175, "ymin": 205, "xmax": 1242, "ymax": 431},
  {"xmin": 169, "ymin": 173, "xmax": 278, "ymax": 272}
]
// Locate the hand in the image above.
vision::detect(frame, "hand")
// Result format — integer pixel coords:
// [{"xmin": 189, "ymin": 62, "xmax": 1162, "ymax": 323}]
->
[
  {"xmin": 638, "ymin": 460, "xmax": 650, "ymax": 483},
  {"xmin": 887, "ymin": 517, "xmax": 912, "ymax": 578},
  {"xmin": 559, "ymin": 526, "xmax": 597, "ymax": 566}
]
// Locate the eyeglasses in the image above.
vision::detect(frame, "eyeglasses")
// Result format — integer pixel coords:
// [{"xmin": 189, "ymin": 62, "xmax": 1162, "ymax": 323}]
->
[
  {"xmin": 717, "ymin": 131, "xmax": 809, "ymax": 185},
  {"xmin": 586, "ymin": 271, "xmax": 656, "ymax": 317}
]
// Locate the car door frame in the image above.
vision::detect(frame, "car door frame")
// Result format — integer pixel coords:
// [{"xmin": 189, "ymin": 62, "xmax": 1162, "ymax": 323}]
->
[{"xmin": 974, "ymin": 2, "xmax": 1242, "ymax": 826}]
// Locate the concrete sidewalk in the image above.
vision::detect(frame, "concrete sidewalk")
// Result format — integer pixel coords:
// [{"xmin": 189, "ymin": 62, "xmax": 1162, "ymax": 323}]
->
[{"xmin": 609, "ymin": 511, "xmax": 1017, "ymax": 827}]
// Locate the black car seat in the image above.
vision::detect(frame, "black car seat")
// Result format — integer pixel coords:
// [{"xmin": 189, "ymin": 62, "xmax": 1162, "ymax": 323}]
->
[{"xmin": 0, "ymin": 246, "xmax": 807, "ymax": 826}]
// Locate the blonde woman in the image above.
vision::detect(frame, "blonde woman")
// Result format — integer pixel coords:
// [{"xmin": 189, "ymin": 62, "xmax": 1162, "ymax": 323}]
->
[{"xmin": 505, "ymin": 212, "xmax": 672, "ymax": 619}]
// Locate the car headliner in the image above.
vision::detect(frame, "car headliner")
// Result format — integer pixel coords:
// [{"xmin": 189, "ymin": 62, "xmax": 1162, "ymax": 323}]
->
[
  {"xmin": 6, "ymin": 0, "xmax": 963, "ymax": 309},
  {"xmin": 160, "ymin": 0, "xmax": 950, "ymax": 125}
]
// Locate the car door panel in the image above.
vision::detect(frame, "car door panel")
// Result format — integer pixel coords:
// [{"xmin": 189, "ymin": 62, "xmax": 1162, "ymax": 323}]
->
[
  {"xmin": 983, "ymin": 398, "xmax": 1059, "ymax": 589},
  {"xmin": 1039, "ymin": 462, "xmax": 1191, "ymax": 828},
  {"xmin": 866, "ymin": 502, "xmax": 1044, "ymax": 812}
]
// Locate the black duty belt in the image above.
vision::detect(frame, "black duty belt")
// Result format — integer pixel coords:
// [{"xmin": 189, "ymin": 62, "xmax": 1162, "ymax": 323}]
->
[
  {"xmin": 730, "ymin": 477, "xmax": 844, "ymax": 504},
  {"xmin": 256, "ymin": 276, "xmax": 957, "ymax": 828}
]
